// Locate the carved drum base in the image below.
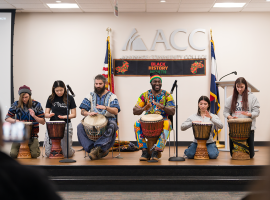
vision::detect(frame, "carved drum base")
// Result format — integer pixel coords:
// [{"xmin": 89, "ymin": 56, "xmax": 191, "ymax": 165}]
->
[
  {"xmin": 194, "ymin": 140, "xmax": 209, "ymax": 160},
  {"xmin": 232, "ymin": 140, "xmax": 250, "ymax": 160},
  {"xmin": 147, "ymin": 137, "xmax": 161, "ymax": 158},
  {"xmin": 49, "ymin": 139, "xmax": 64, "ymax": 159},
  {"xmin": 17, "ymin": 141, "xmax": 31, "ymax": 159}
]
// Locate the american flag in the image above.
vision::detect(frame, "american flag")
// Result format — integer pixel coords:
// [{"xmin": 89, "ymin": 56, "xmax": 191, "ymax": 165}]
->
[{"xmin": 102, "ymin": 36, "xmax": 114, "ymax": 93}]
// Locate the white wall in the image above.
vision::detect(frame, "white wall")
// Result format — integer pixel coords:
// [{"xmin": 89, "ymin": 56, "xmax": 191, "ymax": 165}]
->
[{"xmin": 11, "ymin": 12, "xmax": 270, "ymax": 144}]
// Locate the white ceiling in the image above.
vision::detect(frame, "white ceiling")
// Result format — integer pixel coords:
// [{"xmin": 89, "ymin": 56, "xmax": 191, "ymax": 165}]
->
[{"xmin": 0, "ymin": 0, "xmax": 270, "ymax": 13}]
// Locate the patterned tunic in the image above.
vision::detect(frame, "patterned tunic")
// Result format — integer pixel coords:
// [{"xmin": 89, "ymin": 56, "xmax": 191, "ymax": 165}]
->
[
  {"xmin": 135, "ymin": 89, "xmax": 175, "ymax": 119},
  {"xmin": 6, "ymin": 100, "xmax": 45, "ymax": 138}
]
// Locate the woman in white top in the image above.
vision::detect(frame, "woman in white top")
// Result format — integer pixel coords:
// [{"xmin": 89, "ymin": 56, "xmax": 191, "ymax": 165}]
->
[
  {"xmin": 223, "ymin": 77, "xmax": 260, "ymax": 158},
  {"xmin": 181, "ymin": 96, "xmax": 223, "ymax": 159}
]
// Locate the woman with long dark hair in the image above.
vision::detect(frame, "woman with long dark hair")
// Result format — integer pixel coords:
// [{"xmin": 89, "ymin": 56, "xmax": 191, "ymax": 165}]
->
[
  {"xmin": 181, "ymin": 96, "xmax": 223, "ymax": 159},
  {"xmin": 44, "ymin": 80, "xmax": 76, "ymax": 158},
  {"xmin": 223, "ymin": 77, "xmax": 260, "ymax": 158}
]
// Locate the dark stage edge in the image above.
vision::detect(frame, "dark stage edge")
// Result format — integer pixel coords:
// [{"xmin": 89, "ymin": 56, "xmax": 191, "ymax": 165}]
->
[{"xmin": 32, "ymin": 165, "xmax": 268, "ymax": 192}]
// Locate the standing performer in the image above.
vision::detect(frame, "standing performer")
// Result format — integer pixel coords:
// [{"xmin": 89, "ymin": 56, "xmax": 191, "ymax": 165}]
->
[
  {"xmin": 181, "ymin": 96, "xmax": 223, "ymax": 159},
  {"xmin": 44, "ymin": 80, "xmax": 76, "ymax": 158},
  {"xmin": 77, "ymin": 74, "xmax": 120, "ymax": 160},
  {"xmin": 5, "ymin": 85, "xmax": 45, "ymax": 158},
  {"xmin": 223, "ymin": 77, "xmax": 260, "ymax": 158},
  {"xmin": 133, "ymin": 73, "xmax": 175, "ymax": 161}
]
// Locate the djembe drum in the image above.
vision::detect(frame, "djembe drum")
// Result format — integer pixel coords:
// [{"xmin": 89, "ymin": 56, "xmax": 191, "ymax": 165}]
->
[
  {"xmin": 46, "ymin": 121, "xmax": 66, "ymax": 158},
  {"xmin": 81, "ymin": 114, "xmax": 108, "ymax": 141},
  {"xmin": 17, "ymin": 122, "xmax": 33, "ymax": 159},
  {"xmin": 228, "ymin": 118, "xmax": 252, "ymax": 160},
  {"xmin": 192, "ymin": 122, "xmax": 212, "ymax": 160},
  {"xmin": 140, "ymin": 114, "xmax": 164, "ymax": 158}
]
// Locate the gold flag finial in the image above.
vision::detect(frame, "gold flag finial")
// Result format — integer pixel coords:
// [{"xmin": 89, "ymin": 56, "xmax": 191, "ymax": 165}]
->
[
  {"xmin": 210, "ymin": 29, "xmax": 213, "ymax": 40},
  {"xmin": 106, "ymin": 27, "xmax": 111, "ymax": 36}
]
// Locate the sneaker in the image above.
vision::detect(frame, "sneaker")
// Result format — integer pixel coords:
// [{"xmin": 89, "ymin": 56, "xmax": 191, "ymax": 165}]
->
[
  {"xmin": 139, "ymin": 150, "xmax": 150, "ymax": 161},
  {"xmin": 89, "ymin": 146, "xmax": 101, "ymax": 160},
  {"xmin": 150, "ymin": 150, "xmax": 159, "ymax": 161}
]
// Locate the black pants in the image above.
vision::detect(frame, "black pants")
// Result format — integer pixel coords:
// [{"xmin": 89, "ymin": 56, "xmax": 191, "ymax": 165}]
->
[{"xmin": 229, "ymin": 130, "xmax": 255, "ymax": 158}]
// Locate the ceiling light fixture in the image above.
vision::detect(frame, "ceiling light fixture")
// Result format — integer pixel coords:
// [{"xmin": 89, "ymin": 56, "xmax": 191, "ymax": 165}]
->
[
  {"xmin": 56, "ymin": 1, "xmax": 61, "ymax": 2},
  {"xmin": 213, "ymin": 3, "xmax": 246, "ymax": 7},
  {"xmin": 47, "ymin": 3, "xmax": 79, "ymax": 8},
  {"xmin": 160, "ymin": 0, "xmax": 166, "ymax": 2}
]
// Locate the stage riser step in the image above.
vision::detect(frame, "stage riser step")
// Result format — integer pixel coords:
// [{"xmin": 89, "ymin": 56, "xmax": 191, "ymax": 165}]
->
[
  {"xmin": 39, "ymin": 165, "xmax": 267, "ymax": 177},
  {"xmin": 52, "ymin": 181, "xmax": 259, "ymax": 192}
]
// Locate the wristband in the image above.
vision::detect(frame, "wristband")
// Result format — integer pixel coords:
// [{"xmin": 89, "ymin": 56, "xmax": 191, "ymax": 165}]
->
[{"xmin": 105, "ymin": 106, "xmax": 107, "ymax": 110}]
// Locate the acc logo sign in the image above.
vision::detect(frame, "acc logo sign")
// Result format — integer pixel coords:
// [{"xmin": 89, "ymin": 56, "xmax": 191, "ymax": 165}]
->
[{"xmin": 122, "ymin": 28, "xmax": 206, "ymax": 51}]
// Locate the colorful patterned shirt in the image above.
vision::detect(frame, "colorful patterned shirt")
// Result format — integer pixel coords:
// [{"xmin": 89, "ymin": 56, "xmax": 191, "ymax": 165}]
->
[
  {"xmin": 135, "ymin": 89, "xmax": 175, "ymax": 119},
  {"xmin": 6, "ymin": 100, "xmax": 45, "ymax": 138}
]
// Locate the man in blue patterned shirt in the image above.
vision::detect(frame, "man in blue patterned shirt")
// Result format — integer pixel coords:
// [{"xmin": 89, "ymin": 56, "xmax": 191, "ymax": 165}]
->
[{"xmin": 77, "ymin": 74, "xmax": 120, "ymax": 160}]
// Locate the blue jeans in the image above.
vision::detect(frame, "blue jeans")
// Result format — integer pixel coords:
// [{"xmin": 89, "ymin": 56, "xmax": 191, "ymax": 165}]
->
[
  {"xmin": 77, "ymin": 122, "xmax": 116, "ymax": 153},
  {"xmin": 184, "ymin": 142, "xmax": 219, "ymax": 159}
]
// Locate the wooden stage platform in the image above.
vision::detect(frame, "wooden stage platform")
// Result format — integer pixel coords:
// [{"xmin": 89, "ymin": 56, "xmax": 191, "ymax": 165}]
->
[
  {"xmin": 18, "ymin": 146, "xmax": 270, "ymax": 166},
  {"xmin": 17, "ymin": 146, "xmax": 270, "ymax": 192}
]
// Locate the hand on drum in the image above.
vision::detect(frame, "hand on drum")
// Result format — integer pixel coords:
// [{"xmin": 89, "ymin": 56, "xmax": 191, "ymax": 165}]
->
[
  {"xmin": 228, "ymin": 116, "xmax": 238, "ymax": 120},
  {"xmin": 29, "ymin": 109, "xmax": 36, "ymax": 117},
  {"xmin": 88, "ymin": 112, "xmax": 98, "ymax": 116},
  {"xmin": 143, "ymin": 103, "xmax": 152, "ymax": 111},
  {"xmin": 96, "ymin": 104, "xmax": 106, "ymax": 110},
  {"xmin": 241, "ymin": 111, "xmax": 252, "ymax": 117}
]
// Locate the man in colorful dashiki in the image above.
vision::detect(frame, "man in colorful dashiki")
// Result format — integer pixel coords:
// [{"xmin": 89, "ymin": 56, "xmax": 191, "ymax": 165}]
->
[
  {"xmin": 133, "ymin": 73, "xmax": 175, "ymax": 161},
  {"xmin": 77, "ymin": 74, "xmax": 120, "ymax": 160},
  {"xmin": 5, "ymin": 85, "xmax": 45, "ymax": 158}
]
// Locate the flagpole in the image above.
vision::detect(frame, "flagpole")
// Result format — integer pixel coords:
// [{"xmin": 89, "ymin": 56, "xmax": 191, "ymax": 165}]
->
[{"xmin": 210, "ymin": 29, "xmax": 224, "ymax": 149}]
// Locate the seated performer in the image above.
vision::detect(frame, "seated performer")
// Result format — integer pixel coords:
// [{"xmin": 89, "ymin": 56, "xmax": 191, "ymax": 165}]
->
[
  {"xmin": 44, "ymin": 80, "xmax": 76, "ymax": 158},
  {"xmin": 77, "ymin": 74, "xmax": 120, "ymax": 160},
  {"xmin": 223, "ymin": 77, "xmax": 260, "ymax": 158},
  {"xmin": 133, "ymin": 73, "xmax": 175, "ymax": 161},
  {"xmin": 181, "ymin": 96, "xmax": 223, "ymax": 159},
  {"xmin": 5, "ymin": 85, "xmax": 45, "ymax": 158}
]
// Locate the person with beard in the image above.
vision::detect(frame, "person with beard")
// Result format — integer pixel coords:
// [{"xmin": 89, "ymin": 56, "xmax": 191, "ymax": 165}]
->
[
  {"xmin": 133, "ymin": 73, "xmax": 175, "ymax": 161},
  {"xmin": 77, "ymin": 74, "xmax": 120, "ymax": 160}
]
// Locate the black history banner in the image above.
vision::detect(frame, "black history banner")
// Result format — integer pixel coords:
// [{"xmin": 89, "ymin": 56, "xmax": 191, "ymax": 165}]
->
[{"xmin": 113, "ymin": 59, "xmax": 206, "ymax": 76}]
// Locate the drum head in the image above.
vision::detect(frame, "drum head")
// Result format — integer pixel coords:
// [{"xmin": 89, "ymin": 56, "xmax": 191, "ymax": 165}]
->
[
  {"xmin": 84, "ymin": 114, "xmax": 107, "ymax": 126},
  {"xmin": 23, "ymin": 122, "xmax": 33, "ymax": 125},
  {"xmin": 228, "ymin": 118, "xmax": 252, "ymax": 123},
  {"xmin": 192, "ymin": 121, "xmax": 212, "ymax": 126},
  {"xmin": 46, "ymin": 121, "xmax": 66, "ymax": 124},
  {"xmin": 140, "ymin": 114, "xmax": 163, "ymax": 122}
]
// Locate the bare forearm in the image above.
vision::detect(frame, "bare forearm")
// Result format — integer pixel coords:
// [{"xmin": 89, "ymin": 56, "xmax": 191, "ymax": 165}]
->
[
  {"xmin": 33, "ymin": 116, "xmax": 45, "ymax": 125},
  {"xmin": 5, "ymin": 117, "xmax": 17, "ymax": 123},
  {"xmin": 81, "ymin": 109, "xmax": 90, "ymax": 117},
  {"xmin": 164, "ymin": 107, "xmax": 175, "ymax": 115},
  {"xmin": 106, "ymin": 107, "xmax": 118, "ymax": 115}
]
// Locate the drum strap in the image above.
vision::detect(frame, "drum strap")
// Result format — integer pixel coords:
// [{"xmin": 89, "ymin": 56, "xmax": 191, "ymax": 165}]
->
[{"xmin": 231, "ymin": 138, "xmax": 250, "ymax": 154}]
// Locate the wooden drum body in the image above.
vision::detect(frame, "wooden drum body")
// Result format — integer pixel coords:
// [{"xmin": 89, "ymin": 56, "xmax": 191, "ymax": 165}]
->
[
  {"xmin": 82, "ymin": 114, "xmax": 108, "ymax": 141},
  {"xmin": 228, "ymin": 118, "xmax": 252, "ymax": 160},
  {"xmin": 140, "ymin": 114, "xmax": 164, "ymax": 158},
  {"xmin": 46, "ymin": 121, "xmax": 66, "ymax": 159},
  {"xmin": 17, "ymin": 122, "xmax": 33, "ymax": 159},
  {"xmin": 192, "ymin": 122, "xmax": 212, "ymax": 160}
]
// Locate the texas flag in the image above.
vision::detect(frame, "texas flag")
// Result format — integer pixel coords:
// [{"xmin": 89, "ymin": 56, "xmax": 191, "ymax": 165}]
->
[{"xmin": 210, "ymin": 39, "xmax": 220, "ymax": 138}]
